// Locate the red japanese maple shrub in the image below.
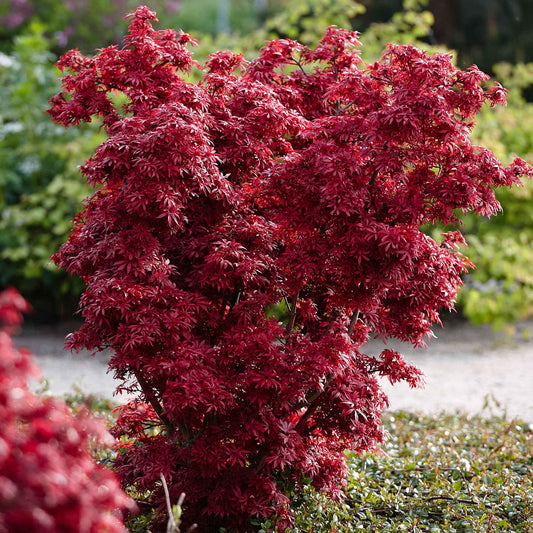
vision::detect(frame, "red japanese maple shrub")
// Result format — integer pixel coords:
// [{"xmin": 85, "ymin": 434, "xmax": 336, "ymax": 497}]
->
[
  {"xmin": 47, "ymin": 6, "xmax": 532, "ymax": 531},
  {"xmin": 0, "ymin": 288, "xmax": 133, "ymax": 532}
]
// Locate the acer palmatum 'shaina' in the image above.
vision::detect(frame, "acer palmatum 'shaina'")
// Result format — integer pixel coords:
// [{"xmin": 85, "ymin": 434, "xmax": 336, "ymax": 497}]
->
[{"xmin": 47, "ymin": 6, "xmax": 532, "ymax": 531}]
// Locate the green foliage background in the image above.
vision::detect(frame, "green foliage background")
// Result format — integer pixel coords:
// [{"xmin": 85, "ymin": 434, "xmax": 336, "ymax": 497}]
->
[
  {"xmin": 0, "ymin": 25, "xmax": 102, "ymax": 318},
  {"xmin": 461, "ymin": 63, "xmax": 533, "ymax": 328}
]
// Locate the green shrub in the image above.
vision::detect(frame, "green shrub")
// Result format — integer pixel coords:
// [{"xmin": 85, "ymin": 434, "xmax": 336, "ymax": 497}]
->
[
  {"xmin": 460, "ymin": 62, "xmax": 533, "ymax": 327},
  {"xmin": 0, "ymin": 24, "xmax": 102, "ymax": 317},
  {"xmin": 178, "ymin": 0, "xmax": 439, "ymax": 76}
]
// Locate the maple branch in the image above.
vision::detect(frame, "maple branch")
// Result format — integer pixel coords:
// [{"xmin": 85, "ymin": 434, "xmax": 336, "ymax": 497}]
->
[
  {"xmin": 133, "ymin": 369, "xmax": 181, "ymax": 438},
  {"xmin": 220, "ymin": 289, "xmax": 242, "ymax": 320},
  {"xmin": 294, "ymin": 395, "xmax": 321, "ymax": 434},
  {"xmin": 229, "ymin": 288, "xmax": 242, "ymax": 309},
  {"xmin": 293, "ymin": 374, "xmax": 334, "ymax": 431},
  {"xmin": 370, "ymin": 73, "xmax": 391, "ymax": 84},
  {"xmin": 339, "ymin": 100, "xmax": 357, "ymax": 114},
  {"xmin": 348, "ymin": 309, "xmax": 360, "ymax": 337},
  {"xmin": 254, "ymin": 370, "xmax": 331, "ymax": 473},
  {"xmin": 289, "ymin": 55, "xmax": 308, "ymax": 76},
  {"xmin": 282, "ymin": 292, "xmax": 291, "ymax": 311},
  {"xmin": 286, "ymin": 290, "xmax": 300, "ymax": 332},
  {"xmin": 368, "ymin": 170, "xmax": 378, "ymax": 190}
]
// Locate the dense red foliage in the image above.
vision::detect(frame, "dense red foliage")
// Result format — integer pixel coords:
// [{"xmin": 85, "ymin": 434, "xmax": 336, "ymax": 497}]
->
[
  {"xmin": 0, "ymin": 288, "xmax": 133, "ymax": 532},
  {"xmin": 48, "ymin": 6, "xmax": 532, "ymax": 531}
]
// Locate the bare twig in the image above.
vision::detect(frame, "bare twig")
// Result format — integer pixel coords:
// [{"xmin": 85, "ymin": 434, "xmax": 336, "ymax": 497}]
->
[
  {"xmin": 160, "ymin": 473, "xmax": 177, "ymax": 532},
  {"xmin": 294, "ymin": 397, "xmax": 321, "ymax": 434},
  {"xmin": 292, "ymin": 374, "xmax": 334, "ymax": 411},
  {"xmin": 286, "ymin": 290, "xmax": 300, "ymax": 333},
  {"xmin": 289, "ymin": 55, "xmax": 308, "ymax": 76},
  {"xmin": 348, "ymin": 309, "xmax": 360, "ymax": 337},
  {"xmin": 339, "ymin": 99, "xmax": 358, "ymax": 113},
  {"xmin": 133, "ymin": 369, "xmax": 175, "ymax": 436},
  {"xmin": 281, "ymin": 291, "xmax": 291, "ymax": 312},
  {"xmin": 160, "ymin": 474, "xmax": 198, "ymax": 533},
  {"xmin": 294, "ymin": 374, "xmax": 334, "ymax": 433},
  {"xmin": 420, "ymin": 495, "xmax": 477, "ymax": 505}
]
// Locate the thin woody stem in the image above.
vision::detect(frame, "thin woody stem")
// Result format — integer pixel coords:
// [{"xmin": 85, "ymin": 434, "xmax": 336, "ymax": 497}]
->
[
  {"xmin": 294, "ymin": 384, "xmax": 329, "ymax": 434},
  {"xmin": 289, "ymin": 55, "xmax": 308, "ymax": 76},
  {"xmin": 281, "ymin": 290, "xmax": 291, "ymax": 312},
  {"xmin": 294, "ymin": 309, "xmax": 362, "ymax": 431},
  {"xmin": 292, "ymin": 374, "xmax": 333, "ymax": 411},
  {"xmin": 133, "ymin": 369, "xmax": 181, "ymax": 438},
  {"xmin": 339, "ymin": 99, "xmax": 357, "ymax": 113},
  {"xmin": 286, "ymin": 290, "xmax": 300, "ymax": 333},
  {"xmin": 219, "ymin": 297, "xmax": 228, "ymax": 320},
  {"xmin": 348, "ymin": 309, "xmax": 360, "ymax": 337}
]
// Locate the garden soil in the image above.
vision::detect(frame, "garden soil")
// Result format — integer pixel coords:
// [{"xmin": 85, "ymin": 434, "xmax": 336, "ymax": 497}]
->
[{"xmin": 16, "ymin": 316, "xmax": 533, "ymax": 423}]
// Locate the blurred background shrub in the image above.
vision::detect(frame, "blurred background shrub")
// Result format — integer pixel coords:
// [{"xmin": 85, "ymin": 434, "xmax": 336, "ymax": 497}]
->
[
  {"xmin": 0, "ymin": 24, "xmax": 102, "ymax": 319},
  {"xmin": 0, "ymin": 0, "xmax": 532, "ymax": 326},
  {"xmin": 458, "ymin": 62, "xmax": 533, "ymax": 328}
]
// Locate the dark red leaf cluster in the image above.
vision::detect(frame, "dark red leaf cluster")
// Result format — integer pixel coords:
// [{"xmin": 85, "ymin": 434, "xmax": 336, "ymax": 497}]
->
[
  {"xmin": 0, "ymin": 289, "xmax": 134, "ymax": 532},
  {"xmin": 47, "ymin": 7, "xmax": 532, "ymax": 531}
]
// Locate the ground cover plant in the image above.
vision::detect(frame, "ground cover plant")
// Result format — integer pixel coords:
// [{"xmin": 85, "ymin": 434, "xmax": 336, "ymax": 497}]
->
[
  {"xmin": 48, "ymin": 6, "xmax": 532, "ymax": 531},
  {"xmin": 0, "ymin": 288, "xmax": 133, "ymax": 532},
  {"xmin": 284, "ymin": 410, "xmax": 533, "ymax": 532},
  {"xmin": 64, "ymin": 394, "xmax": 533, "ymax": 532}
]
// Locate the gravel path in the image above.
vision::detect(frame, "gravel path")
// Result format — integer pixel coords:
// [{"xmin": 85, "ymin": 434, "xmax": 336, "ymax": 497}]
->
[{"xmin": 16, "ymin": 317, "xmax": 533, "ymax": 423}]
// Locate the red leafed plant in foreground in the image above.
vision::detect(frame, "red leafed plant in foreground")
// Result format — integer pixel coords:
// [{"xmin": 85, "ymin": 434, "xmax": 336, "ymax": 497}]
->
[
  {"xmin": 0, "ymin": 287, "xmax": 134, "ymax": 532},
  {"xmin": 48, "ymin": 6, "xmax": 532, "ymax": 531}
]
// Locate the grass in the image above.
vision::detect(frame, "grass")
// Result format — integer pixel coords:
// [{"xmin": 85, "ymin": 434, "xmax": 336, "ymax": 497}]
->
[{"xmin": 63, "ymin": 392, "xmax": 533, "ymax": 532}]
